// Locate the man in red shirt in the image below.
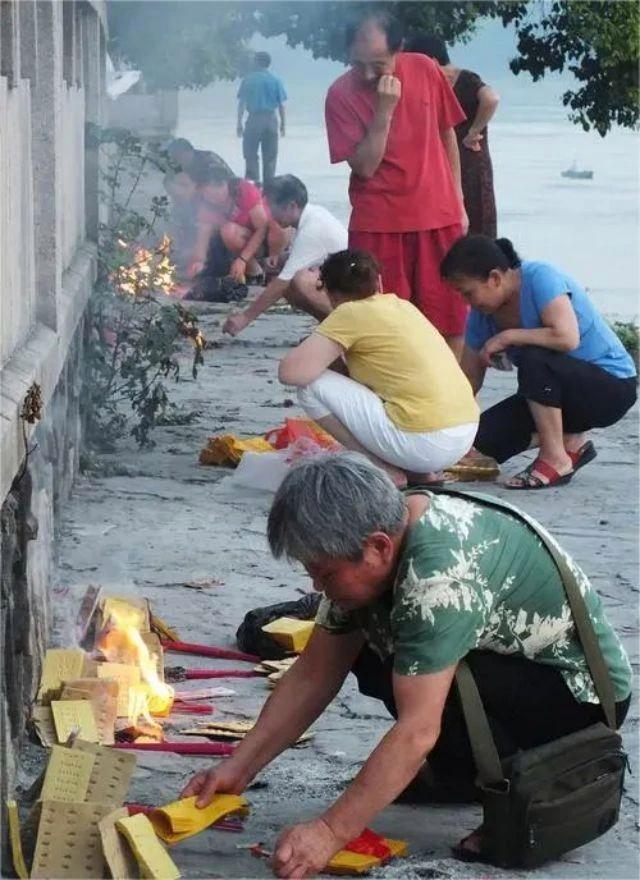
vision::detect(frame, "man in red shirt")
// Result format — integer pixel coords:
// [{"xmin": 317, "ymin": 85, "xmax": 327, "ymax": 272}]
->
[{"xmin": 325, "ymin": 11, "xmax": 469, "ymax": 355}]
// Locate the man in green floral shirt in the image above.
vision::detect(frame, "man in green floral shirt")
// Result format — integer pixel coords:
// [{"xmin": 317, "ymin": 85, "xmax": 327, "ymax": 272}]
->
[
  {"xmin": 317, "ymin": 487, "xmax": 631, "ymax": 705},
  {"xmin": 183, "ymin": 453, "xmax": 631, "ymax": 878}
]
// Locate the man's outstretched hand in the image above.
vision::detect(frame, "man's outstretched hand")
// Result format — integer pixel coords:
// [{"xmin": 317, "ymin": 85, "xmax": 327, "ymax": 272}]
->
[
  {"xmin": 223, "ymin": 312, "xmax": 251, "ymax": 336},
  {"xmin": 180, "ymin": 760, "xmax": 249, "ymax": 808},
  {"xmin": 271, "ymin": 818, "xmax": 345, "ymax": 879}
]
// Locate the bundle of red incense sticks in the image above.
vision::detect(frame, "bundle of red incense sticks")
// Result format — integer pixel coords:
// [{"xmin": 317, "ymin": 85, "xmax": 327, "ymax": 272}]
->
[
  {"xmin": 114, "ymin": 741, "xmax": 236, "ymax": 756},
  {"xmin": 161, "ymin": 640, "xmax": 259, "ymax": 663}
]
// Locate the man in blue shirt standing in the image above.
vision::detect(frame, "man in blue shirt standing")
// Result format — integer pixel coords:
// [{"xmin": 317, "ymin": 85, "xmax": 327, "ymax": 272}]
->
[{"xmin": 237, "ymin": 52, "xmax": 287, "ymax": 186}]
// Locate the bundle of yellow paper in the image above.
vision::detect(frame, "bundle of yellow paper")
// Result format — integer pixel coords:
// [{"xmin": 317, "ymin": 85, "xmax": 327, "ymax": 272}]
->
[
  {"xmin": 99, "ymin": 808, "xmax": 139, "ymax": 880},
  {"xmin": 199, "ymin": 434, "xmax": 274, "ymax": 467},
  {"xmin": 37, "ymin": 649, "xmax": 87, "ymax": 704},
  {"xmin": 6, "ymin": 801, "xmax": 28, "ymax": 880},
  {"xmin": 116, "ymin": 813, "xmax": 181, "ymax": 880},
  {"xmin": 262, "ymin": 617, "xmax": 315, "ymax": 653},
  {"xmin": 51, "ymin": 700, "xmax": 100, "ymax": 743},
  {"xmin": 60, "ymin": 678, "xmax": 119, "ymax": 745},
  {"xmin": 40, "ymin": 745, "xmax": 96, "ymax": 802},
  {"xmin": 149, "ymin": 794, "xmax": 249, "ymax": 845},
  {"xmin": 327, "ymin": 839, "xmax": 407, "ymax": 875},
  {"xmin": 444, "ymin": 453, "xmax": 500, "ymax": 483}
]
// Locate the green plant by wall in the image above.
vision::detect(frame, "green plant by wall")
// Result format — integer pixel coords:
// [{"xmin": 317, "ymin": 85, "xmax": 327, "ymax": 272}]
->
[{"xmin": 83, "ymin": 126, "xmax": 205, "ymax": 450}]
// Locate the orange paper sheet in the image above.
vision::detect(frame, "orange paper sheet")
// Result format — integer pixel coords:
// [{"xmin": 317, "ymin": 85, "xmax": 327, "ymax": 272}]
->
[
  {"xmin": 199, "ymin": 434, "xmax": 274, "ymax": 467},
  {"xmin": 327, "ymin": 838, "xmax": 407, "ymax": 875}
]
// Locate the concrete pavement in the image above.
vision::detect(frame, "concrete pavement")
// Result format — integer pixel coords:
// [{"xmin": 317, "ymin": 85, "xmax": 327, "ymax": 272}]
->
[{"xmin": 23, "ymin": 300, "xmax": 639, "ymax": 879}]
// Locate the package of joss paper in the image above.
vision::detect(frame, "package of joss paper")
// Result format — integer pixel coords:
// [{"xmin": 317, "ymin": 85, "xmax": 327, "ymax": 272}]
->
[{"xmin": 265, "ymin": 418, "xmax": 339, "ymax": 452}]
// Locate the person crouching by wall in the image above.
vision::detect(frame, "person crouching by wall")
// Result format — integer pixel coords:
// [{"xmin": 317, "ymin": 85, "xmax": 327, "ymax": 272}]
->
[
  {"xmin": 278, "ymin": 249, "xmax": 479, "ymax": 487},
  {"xmin": 163, "ymin": 171, "xmax": 199, "ymax": 284},
  {"xmin": 440, "ymin": 235, "xmax": 637, "ymax": 489},
  {"xmin": 187, "ymin": 163, "xmax": 286, "ymax": 288}
]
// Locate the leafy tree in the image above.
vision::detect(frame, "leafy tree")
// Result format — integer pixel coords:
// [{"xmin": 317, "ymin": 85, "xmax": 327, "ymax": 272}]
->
[
  {"xmin": 493, "ymin": 1, "xmax": 640, "ymax": 135},
  {"xmin": 107, "ymin": 1, "xmax": 255, "ymax": 89},
  {"xmin": 251, "ymin": 1, "xmax": 492, "ymax": 59},
  {"xmin": 107, "ymin": 1, "xmax": 639, "ymax": 135}
]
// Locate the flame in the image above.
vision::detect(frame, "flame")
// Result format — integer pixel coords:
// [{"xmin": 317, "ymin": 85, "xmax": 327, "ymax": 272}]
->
[
  {"xmin": 97, "ymin": 604, "xmax": 174, "ymax": 725},
  {"xmin": 110, "ymin": 235, "xmax": 176, "ymax": 297}
]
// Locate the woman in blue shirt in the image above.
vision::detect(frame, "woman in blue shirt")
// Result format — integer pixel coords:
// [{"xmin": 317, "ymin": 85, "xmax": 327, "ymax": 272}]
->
[{"xmin": 440, "ymin": 236, "xmax": 637, "ymax": 488}]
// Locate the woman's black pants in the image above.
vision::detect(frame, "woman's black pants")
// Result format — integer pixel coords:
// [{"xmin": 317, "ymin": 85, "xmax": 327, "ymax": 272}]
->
[
  {"xmin": 474, "ymin": 347, "xmax": 637, "ymax": 464},
  {"xmin": 352, "ymin": 647, "xmax": 630, "ymax": 787}
]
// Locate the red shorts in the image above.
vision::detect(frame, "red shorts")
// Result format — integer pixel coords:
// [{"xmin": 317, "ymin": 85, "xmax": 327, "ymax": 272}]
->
[{"xmin": 349, "ymin": 225, "xmax": 468, "ymax": 336}]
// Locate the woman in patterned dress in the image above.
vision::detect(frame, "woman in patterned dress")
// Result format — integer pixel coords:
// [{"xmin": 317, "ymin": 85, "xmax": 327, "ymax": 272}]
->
[
  {"xmin": 407, "ymin": 34, "xmax": 499, "ymax": 237},
  {"xmin": 181, "ymin": 453, "xmax": 631, "ymax": 874}
]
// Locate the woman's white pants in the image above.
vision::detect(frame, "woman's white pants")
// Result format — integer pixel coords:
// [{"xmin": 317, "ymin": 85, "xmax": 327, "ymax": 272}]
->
[{"xmin": 298, "ymin": 371, "xmax": 478, "ymax": 473}]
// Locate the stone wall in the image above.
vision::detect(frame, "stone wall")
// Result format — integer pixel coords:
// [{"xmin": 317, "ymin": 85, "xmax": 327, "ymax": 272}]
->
[
  {"xmin": 1, "ymin": 320, "xmax": 84, "ymax": 795},
  {"xmin": 0, "ymin": 0, "xmax": 106, "ymax": 802}
]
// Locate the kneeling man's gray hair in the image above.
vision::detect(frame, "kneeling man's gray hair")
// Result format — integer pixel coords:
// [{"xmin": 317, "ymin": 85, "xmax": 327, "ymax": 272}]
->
[{"xmin": 267, "ymin": 452, "xmax": 406, "ymax": 566}]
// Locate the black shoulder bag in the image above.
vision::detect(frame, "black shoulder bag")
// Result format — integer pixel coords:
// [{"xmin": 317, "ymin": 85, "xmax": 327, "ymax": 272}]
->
[{"xmin": 419, "ymin": 488, "xmax": 628, "ymax": 868}]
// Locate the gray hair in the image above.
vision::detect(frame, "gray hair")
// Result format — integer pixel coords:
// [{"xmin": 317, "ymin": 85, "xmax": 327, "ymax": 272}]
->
[{"xmin": 267, "ymin": 452, "xmax": 406, "ymax": 566}]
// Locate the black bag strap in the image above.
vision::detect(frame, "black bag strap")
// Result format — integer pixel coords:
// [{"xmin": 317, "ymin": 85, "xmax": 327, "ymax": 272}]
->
[
  {"xmin": 454, "ymin": 661, "xmax": 506, "ymax": 788},
  {"xmin": 409, "ymin": 486, "xmax": 617, "ymax": 732}
]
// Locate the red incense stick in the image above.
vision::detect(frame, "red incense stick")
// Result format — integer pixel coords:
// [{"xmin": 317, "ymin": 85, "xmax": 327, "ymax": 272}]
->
[
  {"xmin": 114, "ymin": 741, "xmax": 235, "ymax": 756},
  {"xmin": 171, "ymin": 702, "xmax": 214, "ymax": 714},
  {"xmin": 210, "ymin": 820, "xmax": 244, "ymax": 833},
  {"xmin": 184, "ymin": 669, "xmax": 259, "ymax": 680},
  {"xmin": 161, "ymin": 640, "xmax": 259, "ymax": 663}
]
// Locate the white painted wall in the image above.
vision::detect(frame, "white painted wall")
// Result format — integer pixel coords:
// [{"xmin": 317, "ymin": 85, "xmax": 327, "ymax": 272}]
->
[
  {"xmin": 0, "ymin": 0, "xmax": 105, "ymax": 503},
  {"xmin": 60, "ymin": 84, "xmax": 86, "ymax": 273},
  {"xmin": 0, "ymin": 76, "xmax": 36, "ymax": 368}
]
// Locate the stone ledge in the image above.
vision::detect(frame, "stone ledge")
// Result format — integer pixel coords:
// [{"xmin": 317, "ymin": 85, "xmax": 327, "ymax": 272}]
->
[{"xmin": 0, "ymin": 242, "xmax": 96, "ymax": 502}]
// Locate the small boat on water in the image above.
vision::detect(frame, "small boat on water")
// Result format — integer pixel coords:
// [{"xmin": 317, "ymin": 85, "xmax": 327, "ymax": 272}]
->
[{"xmin": 561, "ymin": 161, "xmax": 594, "ymax": 180}]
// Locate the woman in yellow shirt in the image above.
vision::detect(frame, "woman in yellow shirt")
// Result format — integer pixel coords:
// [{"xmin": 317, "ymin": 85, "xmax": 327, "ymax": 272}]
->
[{"xmin": 278, "ymin": 250, "xmax": 479, "ymax": 485}]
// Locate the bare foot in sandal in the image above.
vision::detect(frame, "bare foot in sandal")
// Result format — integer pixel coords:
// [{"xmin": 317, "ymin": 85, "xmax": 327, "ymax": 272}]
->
[{"xmin": 451, "ymin": 827, "xmax": 485, "ymax": 862}]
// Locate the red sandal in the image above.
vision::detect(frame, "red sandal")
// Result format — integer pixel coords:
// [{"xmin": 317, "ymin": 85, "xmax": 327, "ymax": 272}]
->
[{"xmin": 505, "ymin": 458, "xmax": 574, "ymax": 489}]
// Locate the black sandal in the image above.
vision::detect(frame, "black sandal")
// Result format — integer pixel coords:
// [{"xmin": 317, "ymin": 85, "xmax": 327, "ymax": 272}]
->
[
  {"xmin": 568, "ymin": 440, "xmax": 597, "ymax": 472},
  {"xmin": 505, "ymin": 459, "xmax": 574, "ymax": 490}
]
